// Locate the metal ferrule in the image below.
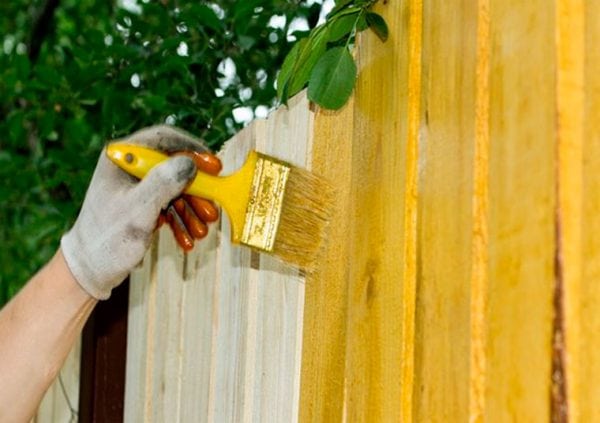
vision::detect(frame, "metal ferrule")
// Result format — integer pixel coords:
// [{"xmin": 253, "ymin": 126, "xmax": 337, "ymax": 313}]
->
[{"xmin": 241, "ymin": 154, "xmax": 290, "ymax": 252}]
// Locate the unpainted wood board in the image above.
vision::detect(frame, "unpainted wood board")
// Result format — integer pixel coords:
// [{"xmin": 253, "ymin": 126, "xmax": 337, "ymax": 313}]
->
[
  {"xmin": 178, "ymin": 221, "xmax": 219, "ymax": 422},
  {"xmin": 148, "ymin": 227, "xmax": 187, "ymax": 422},
  {"xmin": 250, "ymin": 93, "xmax": 310, "ymax": 423},
  {"xmin": 486, "ymin": 1, "xmax": 556, "ymax": 420},
  {"xmin": 124, "ymin": 238, "xmax": 155, "ymax": 422},
  {"xmin": 208, "ymin": 125, "xmax": 254, "ymax": 422},
  {"xmin": 413, "ymin": 0, "xmax": 477, "ymax": 420}
]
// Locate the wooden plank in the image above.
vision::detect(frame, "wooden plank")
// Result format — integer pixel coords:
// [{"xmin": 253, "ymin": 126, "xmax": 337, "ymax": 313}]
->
[
  {"xmin": 469, "ymin": 0, "xmax": 490, "ymax": 420},
  {"xmin": 34, "ymin": 337, "xmax": 81, "ymax": 423},
  {"xmin": 299, "ymin": 99, "xmax": 354, "ymax": 423},
  {"xmin": 346, "ymin": 0, "xmax": 419, "ymax": 421},
  {"xmin": 208, "ymin": 125, "xmax": 254, "ymax": 422},
  {"xmin": 485, "ymin": 1, "xmax": 556, "ymax": 420},
  {"xmin": 556, "ymin": 0, "xmax": 585, "ymax": 420},
  {"xmin": 573, "ymin": 1, "xmax": 598, "ymax": 421},
  {"xmin": 145, "ymin": 227, "xmax": 187, "ymax": 422},
  {"xmin": 250, "ymin": 93, "xmax": 310, "ymax": 423},
  {"xmin": 177, "ymin": 217, "xmax": 219, "ymax": 422},
  {"xmin": 414, "ymin": 0, "xmax": 478, "ymax": 421},
  {"xmin": 124, "ymin": 239, "xmax": 155, "ymax": 422},
  {"xmin": 78, "ymin": 279, "xmax": 129, "ymax": 423},
  {"xmin": 579, "ymin": 3, "xmax": 600, "ymax": 420},
  {"xmin": 300, "ymin": 1, "xmax": 418, "ymax": 420}
]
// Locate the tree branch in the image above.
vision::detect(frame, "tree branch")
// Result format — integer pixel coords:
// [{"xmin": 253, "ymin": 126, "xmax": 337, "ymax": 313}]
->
[{"xmin": 28, "ymin": 0, "xmax": 61, "ymax": 64}]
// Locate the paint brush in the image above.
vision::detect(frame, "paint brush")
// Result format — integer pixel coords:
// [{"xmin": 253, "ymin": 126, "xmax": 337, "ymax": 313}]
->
[{"xmin": 106, "ymin": 143, "xmax": 334, "ymax": 271}]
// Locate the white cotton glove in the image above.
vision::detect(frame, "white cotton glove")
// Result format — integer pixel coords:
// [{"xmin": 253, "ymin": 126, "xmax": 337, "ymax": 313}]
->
[{"xmin": 61, "ymin": 125, "xmax": 209, "ymax": 300}]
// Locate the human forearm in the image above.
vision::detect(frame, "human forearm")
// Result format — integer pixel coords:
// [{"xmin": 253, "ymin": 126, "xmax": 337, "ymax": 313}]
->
[{"xmin": 0, "ymin": 249, "xmax": 97, "ymax": 423}]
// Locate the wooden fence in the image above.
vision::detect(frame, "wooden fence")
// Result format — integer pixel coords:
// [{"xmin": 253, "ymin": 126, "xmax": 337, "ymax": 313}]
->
[
  {"xmin": 123, "ymin": 93, "xmax": 312, "ymax": 422},
  {"xmin": 37, "ymin": 0, "xmax": 599, "ymax": 421}
]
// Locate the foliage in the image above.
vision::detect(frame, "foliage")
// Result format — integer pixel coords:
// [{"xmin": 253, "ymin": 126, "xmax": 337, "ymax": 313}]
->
[
  {"xmin": 277, "ymin": 0, "xmax": 388, "ymax": 109},
  {"xmin": 0, "ymin": 0, "xmax": 322, "ymax": 305}
]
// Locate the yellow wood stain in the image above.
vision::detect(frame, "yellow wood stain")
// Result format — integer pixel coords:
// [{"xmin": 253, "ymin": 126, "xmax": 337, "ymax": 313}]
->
[
  {"xmin": 299, "ymin": 1, "xmax": 593, "ymax": 421},
  {"xmin": 470, "ymin": 0, "xmax": 490, "ymax": 420},
  {"xmin": 580, "ymin": 4, "xmax": 600, "ymax": 421}
]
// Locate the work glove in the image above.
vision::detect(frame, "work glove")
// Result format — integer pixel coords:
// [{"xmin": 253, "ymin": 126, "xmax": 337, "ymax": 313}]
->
[
  {"xmin": 158, "ymin": 150, "xmax": 221, "ymax": 252},
  {"xmin": 61, "ymin": 125, "xmax": 219, "ymax": 300}
]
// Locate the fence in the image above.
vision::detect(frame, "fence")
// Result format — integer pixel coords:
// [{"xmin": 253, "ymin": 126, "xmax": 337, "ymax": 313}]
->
[
  {"xmin": 124, "ymin": 93, "xmax": 312, "ymax": 422},
  {"xmin": 38, "ymin": 0, "xmax": 599, "ymax": 421}
]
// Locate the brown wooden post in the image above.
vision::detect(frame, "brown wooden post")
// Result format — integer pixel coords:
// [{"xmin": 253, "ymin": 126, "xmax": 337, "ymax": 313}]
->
[{"xmin": 78, "ymin": 279, "xmax": 129, "ymax": 422}]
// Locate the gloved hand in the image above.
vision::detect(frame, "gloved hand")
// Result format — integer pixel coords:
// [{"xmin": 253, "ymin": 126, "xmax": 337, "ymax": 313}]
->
[
  {"xmin": 158, "ymin": 151, "xmax": 222, "ymax": 252},
  {"xmin": 61, "ymin": 125, "xmax": 215, "ymax": 300}
]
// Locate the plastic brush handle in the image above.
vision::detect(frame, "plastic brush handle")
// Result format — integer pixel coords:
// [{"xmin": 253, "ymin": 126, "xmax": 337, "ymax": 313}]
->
[{"xmin": 105, "ymin": 143, "xmax": 256, "ymax": 243}]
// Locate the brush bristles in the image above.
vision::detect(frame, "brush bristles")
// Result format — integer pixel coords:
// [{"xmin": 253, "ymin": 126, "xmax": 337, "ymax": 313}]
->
[{"xmin": 271, "ymin": 166, "xmax": 335, "ymax": 273}]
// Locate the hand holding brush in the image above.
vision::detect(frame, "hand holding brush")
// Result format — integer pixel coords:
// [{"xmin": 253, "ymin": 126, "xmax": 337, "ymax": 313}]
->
[
  {"xmin": 61, "ymin": 125, "xmax": 217, "ymax": 300},
  {"xmin": 158, "ymin": 151, "xmax": 222, "ymax": 252}
]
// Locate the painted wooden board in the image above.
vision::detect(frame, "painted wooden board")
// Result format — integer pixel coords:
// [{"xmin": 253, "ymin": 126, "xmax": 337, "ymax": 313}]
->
[
  {"xmin": 124, "ymin": 93, "xmax": 312, "ymax": 422},
  {"xmin": 485, "ymin": 1, "xmax": 556, "ymax": 420},
  {"xmin": 34, "ymin": 338, "xmax": 81, "ymax": 423},
  {"xmin": 579, "ymin": 4, "xmax": 600, "ymax": 421},
  {"xmin": 413, "ymin": 0, "xmax": 477, "ymax": 420},
  {"xmin": 563, "ymin": 1, "xmax": 597, "ymax": 422}
]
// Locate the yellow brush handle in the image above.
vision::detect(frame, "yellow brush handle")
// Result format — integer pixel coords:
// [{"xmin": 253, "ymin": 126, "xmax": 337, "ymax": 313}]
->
[{"xmin": 105, "ymin": 143, "xmax": 257, "ymax": 243}]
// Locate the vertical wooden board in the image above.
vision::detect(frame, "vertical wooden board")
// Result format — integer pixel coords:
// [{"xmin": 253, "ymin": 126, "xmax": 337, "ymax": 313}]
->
[
  {"xmin": 178, "ymin": 226, "xmax": 218, "ymax": 422},
  {"xmin": 147, "ymin": 229, "xmax": 187, "ymax": 422},
  {"xmin": 556, "ymin": 0, "xmax": 584, "ymax": 420},
  {"xmin": 413, "ymin": 0, "xmax": 477, "ymax": 420},
  {"xmin": 209, "ymin": 126, "xmax": 254, "ymax": 422},
  {"xmin": 124, "ymin": 239, "xmax": 156, "ymax": 422},
  {"xmin": 345, "ymin": 0, "xmax": 416, "ymax": 422},
  {"xmin": 469, "ymin": 0, "xmax": 490, "ymax": 419},
  {"xmin": 299, "ymin": 101, "xmax": 354, "ymax": 422},
  {"xmin": 34, "ymin": 337, "xmax": 80, "ymax": 423},
  {"xmin": 486, "ymin": 1, "xmax": 555, "ymax": 420},
  {"xmin": 579, "ymin": 2, "xmax": 600, "ymax": 421},
  {"xmin": 251, "ymin": 93, "xmax": 309, "ymax": 423}
]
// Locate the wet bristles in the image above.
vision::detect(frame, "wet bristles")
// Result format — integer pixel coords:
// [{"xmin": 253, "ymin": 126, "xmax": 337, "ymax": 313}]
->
[{"xmin": 271, "ymin": 165, "xmax": 335, "ymax": 273}]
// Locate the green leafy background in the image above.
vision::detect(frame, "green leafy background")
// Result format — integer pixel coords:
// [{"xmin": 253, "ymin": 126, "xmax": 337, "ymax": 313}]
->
[{"xmin": 0, "ymin": 0, "xmax": 324, "ymax": 305}]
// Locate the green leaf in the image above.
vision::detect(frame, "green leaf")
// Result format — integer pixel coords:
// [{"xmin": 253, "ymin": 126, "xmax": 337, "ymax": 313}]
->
[
  {"xmin": 286, "ymin": 30, "xmax": 328, "ymax": 98},
  {"xmin": 357, "ymin": 13, "xmax": 369, "ymax": 31},
  {"xmin": 307, "ymin": 46, "xmax": 357, "ymax": 110},
  {"xmin": 277, "ymin": 38, "xmax": 306, "ymax": 103},
  {"xmin": 328, "ymin": 0, "xmax": 353, "ymax": 17},
  {"xmin": 190, "ymin": 4, "xmax": 223, "ymax": 32},
  {"xmin": 327, "ymin": 12, "xmax": 359, "ymax": 42},
  {"xmin": 366, "ymin": 12, "xmax": 389, "ymax": 41}
]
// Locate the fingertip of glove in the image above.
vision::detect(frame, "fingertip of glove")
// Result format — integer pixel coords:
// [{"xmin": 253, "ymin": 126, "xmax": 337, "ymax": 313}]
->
[{"xmin": 171, "ymin": 155, "xmax": 197, "ymax": 182}]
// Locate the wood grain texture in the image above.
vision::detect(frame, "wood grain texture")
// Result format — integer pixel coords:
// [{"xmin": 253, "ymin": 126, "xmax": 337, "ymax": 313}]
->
[
  {"xmin": 414, "ymin": 0, "xmax": 477, "ymax": 421},
  {"xmin": 470, "ymin": 0, "xmax": 490, "ymax": 420},
  {"xmin": 485, "ymin": 1, "xmax": 556, "ymax": 420},
  {"xmin": 124, "ymin": 93, "xmax": 311, "ymax": 423},
  {"xmin": 555, "ymin": 0, "xmax": 584, "ymax": 419},
  {"xmin": 298, "ymin": 98, "xmax": 354, "ymax": 423},
  {"xmin": 300, "ymin": 0, "xmax": 417, "ymax": 421},
  {"xmin": 579, "ymin": 3, "xmax": 600, "ymax": 421}
]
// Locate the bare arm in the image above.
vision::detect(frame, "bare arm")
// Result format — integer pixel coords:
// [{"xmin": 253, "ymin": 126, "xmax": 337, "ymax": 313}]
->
[{"xmin": 0, "ymin": 249, "xmax": 96, "ymax": 423}]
